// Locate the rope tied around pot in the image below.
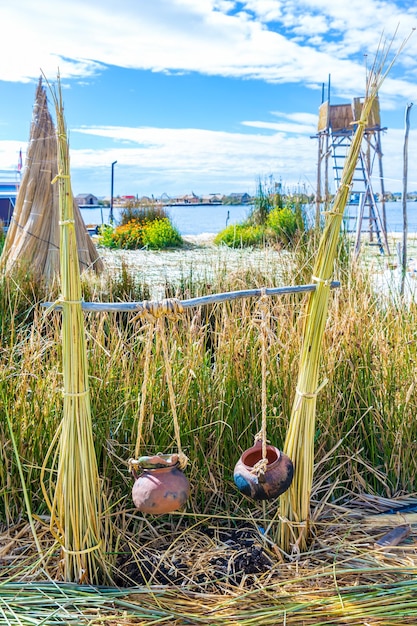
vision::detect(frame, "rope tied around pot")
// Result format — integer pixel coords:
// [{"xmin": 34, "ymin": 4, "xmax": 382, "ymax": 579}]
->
[
  {"xmin": 130, "ymin": 297, "xmax": 188, "ymax": 471},
  {"xmin": 250, "ymin": 288, "xmax": 271, "ymax": 478}
]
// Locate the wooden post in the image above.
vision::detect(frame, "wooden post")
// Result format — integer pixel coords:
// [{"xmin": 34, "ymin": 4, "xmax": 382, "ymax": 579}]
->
[{"xmin": 401, "ymin": 103, "xmax": 413, "ymax": 297}]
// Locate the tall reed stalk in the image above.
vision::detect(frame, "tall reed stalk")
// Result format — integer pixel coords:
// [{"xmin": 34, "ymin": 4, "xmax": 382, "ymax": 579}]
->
[
  {"xmin": 278, "ymin": 55, "xmax": 394, "ymax": 554},
  {"xmin": 42, "ymin": 76, "xmax": 105, "ymax": 583}
]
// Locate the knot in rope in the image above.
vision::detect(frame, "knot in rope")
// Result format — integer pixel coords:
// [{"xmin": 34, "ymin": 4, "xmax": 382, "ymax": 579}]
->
[
  {"xmin": 51, "ymin": 171, "xmax": 71, "ymax": 185},
  {"xmin": 354, "ymin": 118, "xmax": 368, "ymax": 127},
  {"xmin": 311, "ymin": 275, "xmax": 332, "ymax": 287},
  {"xmin": 251, "ymin": 457, "xmax": 269, "ymax": 479},
  {"xmin": 252, "ymin": 434, "xmax": 270, "ymax": 479},
  {"xmin": 254, "ymin": 288, "xmax": 269, "ymax": 322},
  {"xmin": 177, "ymin": 451, "xmax": 189, "ymax": 470},
  {"xmin": 131, "ymin": 298, "xmax": 184, "ymax": 323},
  {"xmin": 294, "ymin": 378, "xmax": 328, "ymax": 410},
  {"xmin": 254, "ymin": 431, "xmax": 269, "ymax": 445},
  {"xmin": 322, "ymin": 209, "xmax": 342, "ymax": 217},
  {"xmin": 128, "ymin": 451, "xmax": 188, "ymax": 474},
  {"xmin": 61, "ymin": 541, "xmax": 102, "ymax": 555},
  {"xmin": 62, "ymin": 389, "xmax": 89, "ymax": 398},
  {"xmin": 43, "ymin": 295, "xmax": 83, "ymax": 315}
]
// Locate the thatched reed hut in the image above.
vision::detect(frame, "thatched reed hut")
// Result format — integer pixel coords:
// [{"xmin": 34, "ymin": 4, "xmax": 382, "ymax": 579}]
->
[{"xmin": 1, "ymin": 78, "xmax": 104, "ymax": 282}]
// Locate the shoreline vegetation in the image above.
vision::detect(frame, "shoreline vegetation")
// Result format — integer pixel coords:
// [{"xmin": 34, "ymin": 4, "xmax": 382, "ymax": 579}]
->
[{"xmin": 95, "ymin": 186, "xmax": 306, "ymax": 251}]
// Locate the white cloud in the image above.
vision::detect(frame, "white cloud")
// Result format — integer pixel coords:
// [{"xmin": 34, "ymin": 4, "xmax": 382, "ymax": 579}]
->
[
  {"xmin": 1, "ymin": 0, "xmax": 416, "ymax": 103},
  {"xmin": 2, "ymin": 1, "xmax": 417, "ymax": 197},
  {"xmin": 5, "ymin": 114, "xmax": 416, "ymax": 197},
  {"xmin": 241, "ymin": 109, "xmax": 317, "ymax": 133},
  {"xmin": 0, "ymin": 141, "xmax": 24, "ymax": 170},
  {"xmin": 64, "ymin": 116, "xmax": 417, "ymax": 196},
  {"xmin": 61, "ymin": 123, "xmax": 318, "ymax": 195}
]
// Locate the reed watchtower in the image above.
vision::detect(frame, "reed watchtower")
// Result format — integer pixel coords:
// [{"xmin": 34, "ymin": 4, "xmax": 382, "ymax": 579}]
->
[{"xmin": 315, "ymin": 93, "xmax": 389, "ymax": 255}]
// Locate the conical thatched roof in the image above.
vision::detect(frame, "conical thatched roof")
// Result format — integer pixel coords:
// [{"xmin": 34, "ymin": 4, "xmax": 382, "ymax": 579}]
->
[{"xmin": 1, "ymin": 77, "xmax": 104, "ymax": 281}]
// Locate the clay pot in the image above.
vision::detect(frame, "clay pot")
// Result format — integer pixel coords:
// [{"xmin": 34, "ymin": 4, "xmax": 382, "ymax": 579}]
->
[
  {"xmin": 233, "ymin": 440, "xmax": 293, "ymax": 501},
  {"xmin": 132, "ymin": 454, "xmax": 190, "ymax": 514}
]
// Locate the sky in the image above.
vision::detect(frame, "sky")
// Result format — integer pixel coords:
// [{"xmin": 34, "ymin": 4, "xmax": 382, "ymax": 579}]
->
[{"xmin": 1, "ymin": 1, "xmax": 417, "ymax": 199}]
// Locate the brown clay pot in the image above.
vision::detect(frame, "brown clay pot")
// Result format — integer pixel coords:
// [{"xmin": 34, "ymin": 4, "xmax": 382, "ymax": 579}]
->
[
  {"xmin": 233, "ymin": 440, "xmax": 293, "ymax": 501},
  {"xmin": 132, "ymin": 454, "xmax": 190, "ymax": 514}
]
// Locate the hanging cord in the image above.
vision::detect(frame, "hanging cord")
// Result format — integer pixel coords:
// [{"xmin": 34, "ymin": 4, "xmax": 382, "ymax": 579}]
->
[
  {"xmin": 134, "ymin": 321, "xmax": 155, "ymax": 459},
  {"xmin": 157, "ymin": 315, "xmax": 188, "ymax": 468},
  {"xmin": 129, "ymin": 298, "xmax": 188, "ymax": 471},
  {"xmin": 252, "ymin": 288, "xmax": 270, "ymax": 478}
]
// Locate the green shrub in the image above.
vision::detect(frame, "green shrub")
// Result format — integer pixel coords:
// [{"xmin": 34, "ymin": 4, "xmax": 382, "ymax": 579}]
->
[
  {"xmin": 267, "ymin": 206, "xmax": 299, "ymax": 243},
  {"xmin": 97, "ymin": 224, "xmax": 118, "ymax": 249},
  {"xmin": 214, "ymin": 223, "xmax": 264, "ymax": 247},
  {"xmin": 98, "ymin": 221, "xmax": 144, "ymax": 249},
  {"xmin": 98, "ymin": 215, "xmax": 182, "ymax": 250},
  {"xmin": 142, "ymin": 218, "xmax": 182, "ymax": 249}
]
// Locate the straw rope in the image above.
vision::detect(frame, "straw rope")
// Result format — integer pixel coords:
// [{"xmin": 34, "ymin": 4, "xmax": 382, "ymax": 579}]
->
[
  {"xmin": 131, "ymin": 298, "xmax": 184, "ymax": 322},
  {"xmin": 130, "ymin": 299, "xmax": 188, "ymax": 470},
  {"xmin": 133, "ymin": 321, "xmax": 155, "ymax": 460},
  {"xmin": 252, "ymin": 289, "xmax": 270, "ymax": 478},
  {"xmin": 294, "ymin": 378, "xmax": 329, "ymax": 410}
]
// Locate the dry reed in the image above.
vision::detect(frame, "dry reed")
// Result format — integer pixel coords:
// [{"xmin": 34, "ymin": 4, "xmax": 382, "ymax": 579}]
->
[
  {"xmin": 40, "ymin": 75, "xmax": 106, "ymax": 583},
  {"xmin": 277, "ymin": 49, "xmax": 399, "ymax": 554}
]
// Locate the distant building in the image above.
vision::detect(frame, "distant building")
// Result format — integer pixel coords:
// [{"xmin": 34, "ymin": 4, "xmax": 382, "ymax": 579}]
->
[
  {"xmin": 75, "ymin": 193, "xmax": 98, "ymax": 206},
  {"xmin": 229, "ymin": 192, "xmax": 251, "ymax": 204},
  {"xmin": 178, "ymin": 192, "xmax": 201, "ymax": 204},
  {"xmin": 200, "ymin": 194, "xmax": 223, "ymax": 204}
]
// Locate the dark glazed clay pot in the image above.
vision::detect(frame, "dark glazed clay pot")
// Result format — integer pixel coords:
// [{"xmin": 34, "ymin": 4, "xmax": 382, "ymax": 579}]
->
[
  {"xmin": 233, "ymin": 440, "xmax": 293, "ymax": 501},
  {"xmin": 132, "ymin": 454, "xmax": 190, "ymax": 514}
]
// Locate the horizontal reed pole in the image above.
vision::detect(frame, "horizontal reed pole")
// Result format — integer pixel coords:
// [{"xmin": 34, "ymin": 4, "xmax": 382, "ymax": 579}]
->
[{"xmin": 42, "ymin": 281, "xmax": 340, "ymax": 313}]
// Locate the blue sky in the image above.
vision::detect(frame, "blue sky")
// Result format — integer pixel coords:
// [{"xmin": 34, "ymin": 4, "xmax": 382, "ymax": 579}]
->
[{"xmin": 1, "ymin": 0, "xmax": 417, "ymax": 198}]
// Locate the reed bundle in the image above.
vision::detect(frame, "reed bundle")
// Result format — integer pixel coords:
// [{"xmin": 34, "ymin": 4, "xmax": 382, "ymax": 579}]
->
[
  {"xmin": 278, "ymin": 55, "xmax": 395, "ymax": 554},
  {"xmin": 0, "ymin": 77, "xmax": 103, "ymax": 283},
  {"xmin": 41, "ymin": 77, "xmax": 106, "ymax": 584}
]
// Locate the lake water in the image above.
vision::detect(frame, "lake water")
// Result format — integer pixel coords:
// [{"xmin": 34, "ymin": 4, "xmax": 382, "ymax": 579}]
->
[
  {"xmin": 80, "ymin": 204, "xmax": 251, "ymax": 236},
  {"xmin": 79, "ymin": 202, "xmax": 417, "ymax": 236}
]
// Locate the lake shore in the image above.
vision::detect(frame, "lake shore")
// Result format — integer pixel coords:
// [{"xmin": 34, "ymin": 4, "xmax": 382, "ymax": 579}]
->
[{"xmin": 94, "ymin": 231, "xmax": 417, "ymax": 302}]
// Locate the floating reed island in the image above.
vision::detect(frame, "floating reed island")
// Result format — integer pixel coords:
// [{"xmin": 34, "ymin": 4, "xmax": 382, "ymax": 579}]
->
[{"xmin": 2, "ymin": 47, "xmax": 417, "ymax": 624}]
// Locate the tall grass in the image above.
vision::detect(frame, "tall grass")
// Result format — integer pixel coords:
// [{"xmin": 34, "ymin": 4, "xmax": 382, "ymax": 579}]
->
[
  {"xmin": 1, "ymin": 234, "xmax": 417, "ymax": 540},
  {"xmin": 119, "ymin": 203, "xmax": 169, "ymax": 226}
]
